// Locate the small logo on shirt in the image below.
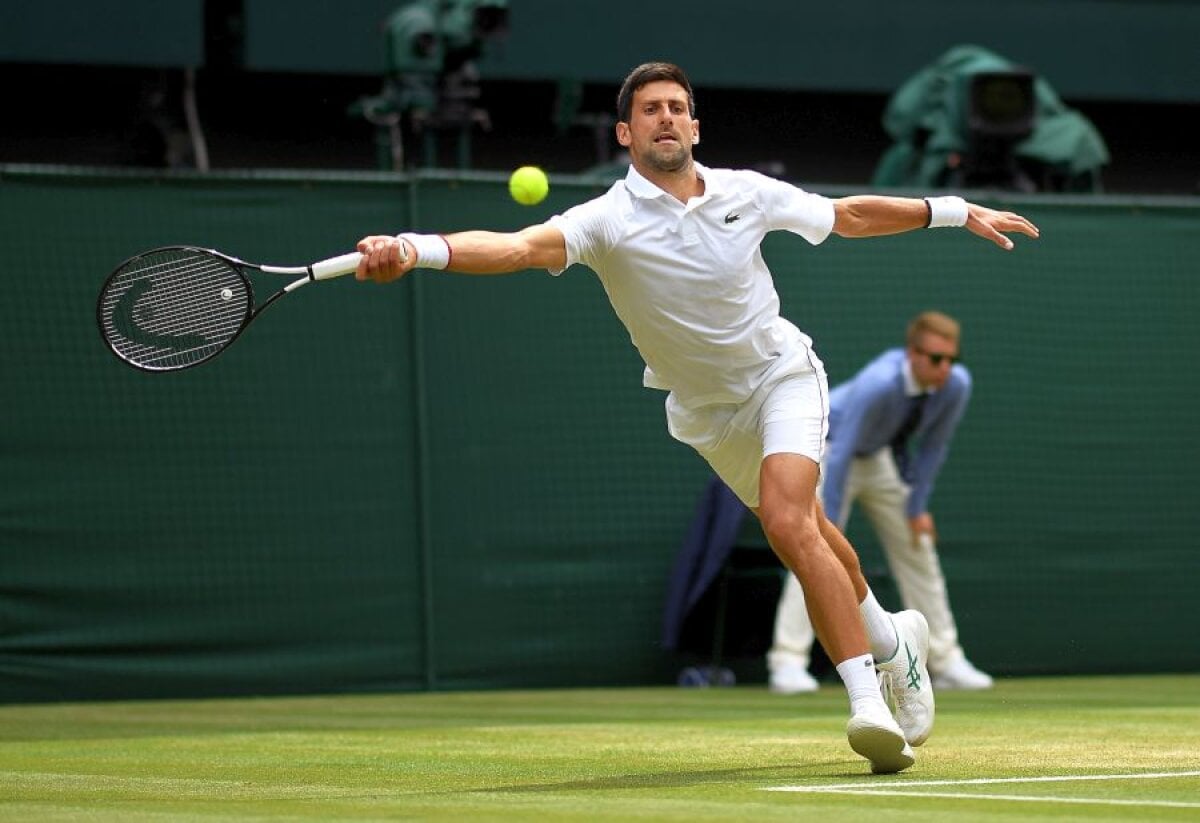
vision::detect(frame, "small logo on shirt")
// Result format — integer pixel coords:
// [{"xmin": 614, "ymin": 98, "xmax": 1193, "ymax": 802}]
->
[{"xmin": 724, "ymin": 211, "xmax": 741, "ymax": 225}]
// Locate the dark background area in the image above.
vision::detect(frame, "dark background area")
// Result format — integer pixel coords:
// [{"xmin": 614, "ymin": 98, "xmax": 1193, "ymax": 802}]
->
[{"xmin": 4, "ymin": 61, "xmax": 1198, "ymax": 195}]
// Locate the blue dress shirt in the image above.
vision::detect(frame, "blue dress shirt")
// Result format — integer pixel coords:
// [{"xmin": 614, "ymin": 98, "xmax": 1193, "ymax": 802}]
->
[{"xmin": 821, "ymin": 348, "xmax": 971, "ymax": 521}]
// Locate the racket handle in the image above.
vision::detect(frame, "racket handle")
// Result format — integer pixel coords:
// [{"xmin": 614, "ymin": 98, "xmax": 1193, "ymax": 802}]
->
[{"xmin": 309, "ymin": 252, "xmax": 364, "ymax": 281}]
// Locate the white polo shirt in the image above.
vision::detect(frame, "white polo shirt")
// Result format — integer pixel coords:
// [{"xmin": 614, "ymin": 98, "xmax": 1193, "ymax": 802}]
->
[{"xmin": 548, "ymin": 163, "xmax": 836, "ymax": 407}]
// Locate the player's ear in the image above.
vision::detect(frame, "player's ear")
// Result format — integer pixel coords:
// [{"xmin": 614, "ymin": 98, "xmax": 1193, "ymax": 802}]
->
[
  {"xmin": 615, "ymin": 122, "xmax": 631, "ymax": 147},
  {"xmin": 692, "ymin": 120, "xmax": 700, "ymax": 145}
]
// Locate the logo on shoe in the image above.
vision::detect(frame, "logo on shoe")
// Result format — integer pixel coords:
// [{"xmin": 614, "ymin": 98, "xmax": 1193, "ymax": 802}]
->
[{"xmin": 904, "ymin": 643, "xmax": 922, "ymax": 690}]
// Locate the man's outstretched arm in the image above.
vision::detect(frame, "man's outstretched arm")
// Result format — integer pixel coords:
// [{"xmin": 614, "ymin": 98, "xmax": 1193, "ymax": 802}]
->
[
  {"xmin": 355, "ymin": 223, "xmax": 568, "ymax": 283},
  {"xmin": 832, "ymin": 194, "xmax": 1039, "ymax": 250}
]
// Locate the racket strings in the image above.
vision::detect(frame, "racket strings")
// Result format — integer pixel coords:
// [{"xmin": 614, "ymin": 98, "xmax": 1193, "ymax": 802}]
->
[
  {"xmin": 99, "ymin": 250, "xmax": 250, "ymax": 370},
  {"xmin": 102, "ymin": 256, "xmax": 243, "ymax": 356},
  {"xmin": 113, "ymin": 257, "xmax": 241, "ymax": 338}
]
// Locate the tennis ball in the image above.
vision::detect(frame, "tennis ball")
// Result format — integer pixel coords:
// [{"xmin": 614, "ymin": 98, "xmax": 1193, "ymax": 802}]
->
[{"xmin": 509, "ymin": 166, "xmax": 549, "ymax": 206}]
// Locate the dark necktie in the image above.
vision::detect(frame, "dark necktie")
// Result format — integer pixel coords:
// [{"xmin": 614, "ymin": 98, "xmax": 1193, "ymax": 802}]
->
[{"xmin": 890, "ymin": 393, "xmax": 928, "ymax": 480}]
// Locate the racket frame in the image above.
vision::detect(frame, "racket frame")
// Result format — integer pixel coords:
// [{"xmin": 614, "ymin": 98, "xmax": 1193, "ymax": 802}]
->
[{"xmin": 97, "ymin": 245, "xmax": 363, "ymax": 373}]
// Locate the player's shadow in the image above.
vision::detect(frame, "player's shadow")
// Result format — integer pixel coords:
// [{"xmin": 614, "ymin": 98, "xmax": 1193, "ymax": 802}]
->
[{"xmin": 478, "ymin": 760, "xmax": 880, "ymax": 793}]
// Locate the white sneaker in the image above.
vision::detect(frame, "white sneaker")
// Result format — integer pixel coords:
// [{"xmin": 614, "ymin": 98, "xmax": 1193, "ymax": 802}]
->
[
  {"xmin": 933, "ymin": 657, "xmax": 994, "ymax": 690},
  {"xmin": 846, "ymin": 702, "xmax": 915, "ymax": 774},
  {"xmin": 876, "ymin": 610, "xmax": 935, "ymax": 746},
  {"xmin": 769, "ymin": 661, "xmax": 819, "ymax": 694}
]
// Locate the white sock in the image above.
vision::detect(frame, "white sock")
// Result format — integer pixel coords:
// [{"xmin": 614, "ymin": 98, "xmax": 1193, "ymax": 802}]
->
[
  {"xmin": 859, "ymin": 590, "xmax": 899, "ymax": 662},
  {"xmin": 836, "ymin": 653, "xmax": 886, "ymax": 713}
]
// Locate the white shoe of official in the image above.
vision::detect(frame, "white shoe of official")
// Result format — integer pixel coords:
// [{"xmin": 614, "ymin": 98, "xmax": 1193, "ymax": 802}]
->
[
  {"xmin": 933, "ymin": 657, "xmax": 994, "ymax": 690},
  {"xmin": 769, "ymin": 661, "xmax": 819, "ymax": 694},
  {"xmin": 876, "ymin": 610, "xmax": 935, "ymax": 747},
  {"xmin": 846, "ymin": 702, "xmax": 915, "ymax": 774}
]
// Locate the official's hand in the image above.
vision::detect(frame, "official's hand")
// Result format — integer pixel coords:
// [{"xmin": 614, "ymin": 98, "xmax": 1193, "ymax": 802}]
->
[
  {"xmin": 965, "ymin": 204, "xmax": 1040, "ymax": 250},
  {"xmin": 909, "ymin": 513, "xmax": 936, "ymax": 549},
  {"xmin": 355, "ymin": 235, "xmax": 415, "ymax": 283}
]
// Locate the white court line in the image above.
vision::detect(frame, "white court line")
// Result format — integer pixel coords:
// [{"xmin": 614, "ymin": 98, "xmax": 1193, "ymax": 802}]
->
[
  {"xmin": 764, "ymin": 770, "xmax": 1200, "ymax": 809},
  {"xmin": 775, "ymin": 789, "xmax": 1200, "ymax": 810}
]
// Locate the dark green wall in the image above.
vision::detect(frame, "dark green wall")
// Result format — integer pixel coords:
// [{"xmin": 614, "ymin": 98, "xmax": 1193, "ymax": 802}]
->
[
  {"xmin": 0, "ymin": 1, "xmax": 203, "ymax": 67},
  {"xmin": 1, "ymin": 165, "xmax": 1197, "ymax": 703},
  {"xmin": 1, "ymin": 1, "xmax": 1198, "ymax": 102},
  {"xmin": 242, "ymin": 0, "xmax": 1200, "ymax": 102}
]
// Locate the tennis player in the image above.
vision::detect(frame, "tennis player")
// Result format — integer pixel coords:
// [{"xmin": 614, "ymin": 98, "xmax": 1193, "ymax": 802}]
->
[{"xmin": 354, "ymin": 61, "xmax": 1039, "ymax": 774}]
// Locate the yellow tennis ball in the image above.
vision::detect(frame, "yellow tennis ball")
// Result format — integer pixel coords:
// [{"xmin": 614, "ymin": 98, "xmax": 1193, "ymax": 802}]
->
[{"xmin": 509, "ymin": 166, "xmax": 549, "ymax": 205}]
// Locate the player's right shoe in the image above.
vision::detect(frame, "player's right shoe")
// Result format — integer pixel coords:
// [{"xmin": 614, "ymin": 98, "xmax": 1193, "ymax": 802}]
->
[
  {"xmin": 876, "ymin": 610, "xmax": 935, "ymax": 746},
  {"xmin": 846, "ymin": 703, "xmax": 915, "ymax": 774},
  {"xmin": 873, "ymin": 611, "xmax": 936, "ymax": 748}
]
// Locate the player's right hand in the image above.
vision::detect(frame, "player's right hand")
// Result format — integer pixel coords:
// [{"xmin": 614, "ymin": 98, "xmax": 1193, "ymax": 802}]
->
[{"xmin": 355, "ymin": 235, "xmax": 414, "ymax": 283}]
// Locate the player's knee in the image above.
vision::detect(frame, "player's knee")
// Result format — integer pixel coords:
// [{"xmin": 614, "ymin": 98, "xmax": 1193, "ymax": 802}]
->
[{"xmin": 759, "ymin": 505, "xmax": 821, "ymax": 554}]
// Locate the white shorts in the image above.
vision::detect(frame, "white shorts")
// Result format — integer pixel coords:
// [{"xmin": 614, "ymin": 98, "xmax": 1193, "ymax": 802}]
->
[{"xmin": 665, "ymin": 346, "xmax": 830, "ymax": 509}]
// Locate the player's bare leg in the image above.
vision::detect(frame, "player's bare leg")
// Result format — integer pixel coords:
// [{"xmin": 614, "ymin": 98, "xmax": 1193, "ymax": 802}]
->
[
  {"xmin": 817, "ymin": 500, "xmax": 935, "ymax": 746},
  {"xmin": 755, "ymin": 453, "xmax": 913, "ymax": 773},
  {"xmin": 757, "ymin": 455, "xmax": 865, "ymax": 661}
]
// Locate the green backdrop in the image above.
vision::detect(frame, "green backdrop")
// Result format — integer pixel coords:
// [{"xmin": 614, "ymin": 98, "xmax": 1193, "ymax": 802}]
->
[
  {"xmin": 1, "ymin": 165, "xmax": 1197, "ymax": 703},
  {"xmin": 240, "ymin": 0, "xmax": 1200, "ymax": 103},
  {"xmin": 3, "ymin": 1, "xmax": 1198, "ymax": 103}
]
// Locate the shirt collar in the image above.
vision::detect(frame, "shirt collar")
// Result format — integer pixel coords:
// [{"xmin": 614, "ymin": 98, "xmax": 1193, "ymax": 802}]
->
[
  {"xmin": 623, "ymin": 162, "xmax": 715, "ymax": 200},
  {"xmin": 901, "ymin": 357, "xmax": 926, "ymax": 397}
]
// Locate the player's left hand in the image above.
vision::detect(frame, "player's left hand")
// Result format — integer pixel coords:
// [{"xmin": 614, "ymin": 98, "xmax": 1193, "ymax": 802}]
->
[{"xmin": 965, "ymin": 204, "xmax": 1040, "ymax": 250}]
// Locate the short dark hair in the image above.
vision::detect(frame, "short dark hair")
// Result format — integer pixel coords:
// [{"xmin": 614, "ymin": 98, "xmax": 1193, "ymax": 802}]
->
[{"xmin": 616, "ymin": 62, "xmax": 695, "ymax": 123}]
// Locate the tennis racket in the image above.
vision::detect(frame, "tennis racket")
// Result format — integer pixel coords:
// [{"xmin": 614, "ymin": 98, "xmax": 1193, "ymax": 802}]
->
[{"xmin": 97, "ymin": 244, "xmax": 391, "ymax": 372}]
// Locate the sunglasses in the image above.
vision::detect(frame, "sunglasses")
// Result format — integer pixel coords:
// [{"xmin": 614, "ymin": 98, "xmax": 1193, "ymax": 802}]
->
[{"xmin": 914, "ymin": 347, "xmax": 960, "ymax": 366}]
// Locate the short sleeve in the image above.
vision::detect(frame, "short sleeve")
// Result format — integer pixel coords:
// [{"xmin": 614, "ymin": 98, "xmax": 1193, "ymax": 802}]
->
[
  {"xmin": 756, "ymin": 173, "xmax": 836, "ymax": 245},
  {"xmin": 546, "ymin": 193, "xmax": 618, "ymax": 276}
]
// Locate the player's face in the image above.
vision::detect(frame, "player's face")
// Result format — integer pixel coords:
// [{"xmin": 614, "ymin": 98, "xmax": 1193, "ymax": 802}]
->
[
  {"xmin": 616, "ymin": 81, "xmax": 699, "ymax": 174},
  {"xmin": 908, "ymin": 332, "xmax": 959, "ymax": 390}
]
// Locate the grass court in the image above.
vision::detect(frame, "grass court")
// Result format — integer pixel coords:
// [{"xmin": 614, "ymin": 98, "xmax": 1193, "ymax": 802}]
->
[{"xmin": 2, "ymin": 674, "xmax": 1197, "ymax": 821}]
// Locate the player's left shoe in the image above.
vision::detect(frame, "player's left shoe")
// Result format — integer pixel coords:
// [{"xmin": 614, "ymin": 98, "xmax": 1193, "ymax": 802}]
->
[
  {"xmin": 876, "ymin": 610, "xmax": 935, "ymax": 746},
  {"xmin": 846, "ymin": 702, "xmax": 915, "ymax": 774}
]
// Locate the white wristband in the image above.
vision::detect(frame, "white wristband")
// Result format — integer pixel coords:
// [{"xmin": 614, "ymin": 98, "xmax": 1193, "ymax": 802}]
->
[
  {"xmin": 398, "ymin": 233, "xmax": 451, "ymax": 270},
  {"xmin": 923, "ymin": 196, "xmax": 968, "ymax": 228}
]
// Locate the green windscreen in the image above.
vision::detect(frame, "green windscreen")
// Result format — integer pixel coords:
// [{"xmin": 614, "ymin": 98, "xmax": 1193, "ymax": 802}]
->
[{"xmin": 1, "ymin": 166, "xmax": 1196, "ymax": 702}]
